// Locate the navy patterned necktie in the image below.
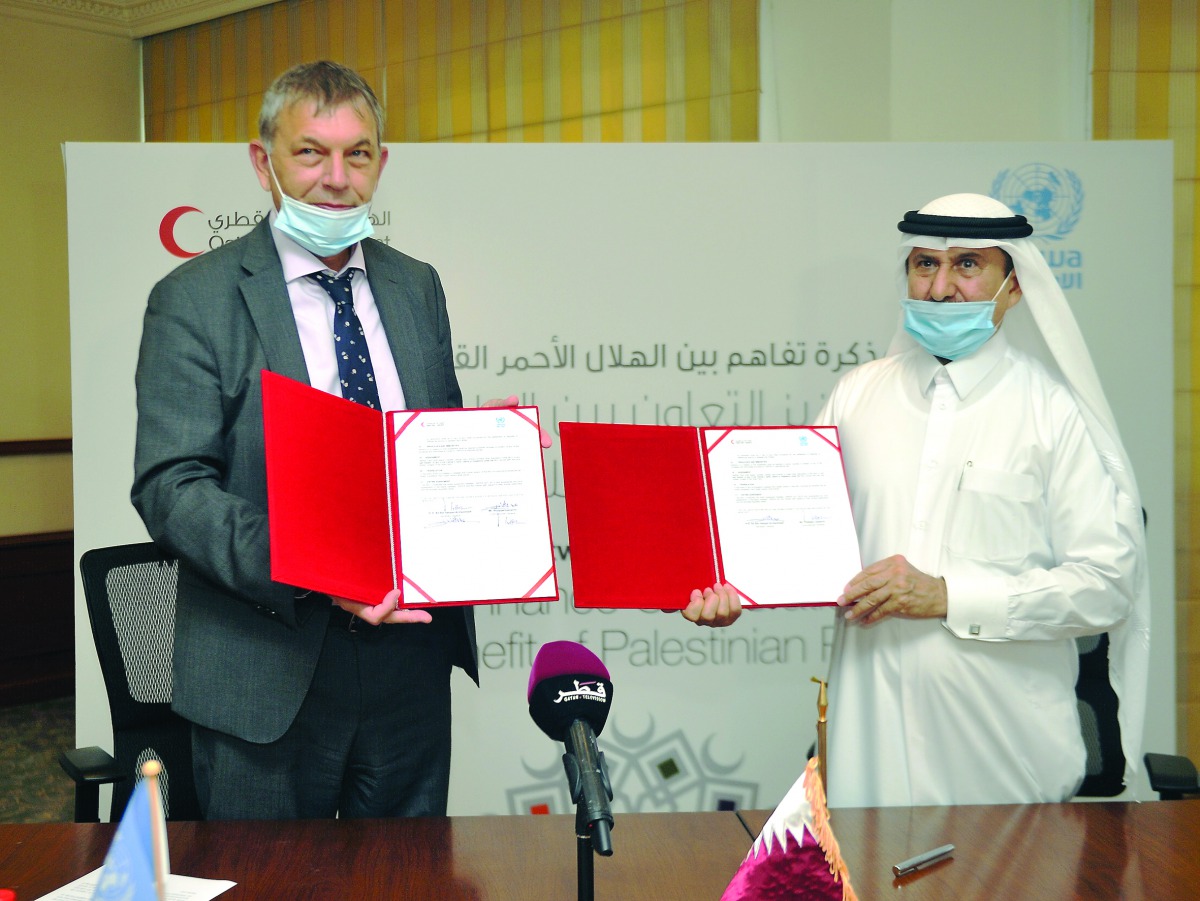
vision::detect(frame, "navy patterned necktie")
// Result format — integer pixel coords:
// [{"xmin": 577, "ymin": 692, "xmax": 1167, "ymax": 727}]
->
[{"xmin": 308, "ymin": 270, "xmax": 381, "ymax": 410}]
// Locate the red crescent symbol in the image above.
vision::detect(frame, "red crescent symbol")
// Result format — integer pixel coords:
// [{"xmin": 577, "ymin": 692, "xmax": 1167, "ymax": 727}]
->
[{"xmin": 159, "ymin": 206, "xmax": 203, "ymax": 258}]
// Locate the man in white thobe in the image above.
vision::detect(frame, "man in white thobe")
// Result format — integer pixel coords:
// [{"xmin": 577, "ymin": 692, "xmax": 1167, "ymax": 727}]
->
[{"xmin": 817, "ymin": 193, "xmax": 1150, "ymax": 807}]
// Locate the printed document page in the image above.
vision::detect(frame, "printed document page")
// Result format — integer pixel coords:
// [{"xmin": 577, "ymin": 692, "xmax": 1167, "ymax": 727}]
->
[
  {"xmin": 704, "ymin": 426, "xmax": 861, "ymax": 606},
  {"xmin": 390, "ymin": 407, "xmax": 555, "ymax": 604}
]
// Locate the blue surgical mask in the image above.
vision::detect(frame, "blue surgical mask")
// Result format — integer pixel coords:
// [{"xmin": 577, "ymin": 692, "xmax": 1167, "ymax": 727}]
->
[
  {"xmin": 267, "ymin": 157, "xmax": 374, "ymax": 259},
  {"xmin": 900, "ymin": 272, "xmax": 1012, "ymax": 360}
]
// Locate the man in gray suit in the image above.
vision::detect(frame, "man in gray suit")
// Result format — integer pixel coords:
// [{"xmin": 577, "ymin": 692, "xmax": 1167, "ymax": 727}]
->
[{"xmin": 132, "ymin": 61, "xmax": 476, "ymax": 820}]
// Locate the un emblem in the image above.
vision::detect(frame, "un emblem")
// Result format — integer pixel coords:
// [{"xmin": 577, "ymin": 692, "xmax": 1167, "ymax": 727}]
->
[{"xmin": 991, "ymin": 164, "xmax": 1084, "ymax": 241}]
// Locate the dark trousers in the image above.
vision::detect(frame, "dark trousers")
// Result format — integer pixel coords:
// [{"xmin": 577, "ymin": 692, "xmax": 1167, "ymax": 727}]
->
[{"xmin": 193, "ymin": 608, "xmax": 455, "ymax": 820}]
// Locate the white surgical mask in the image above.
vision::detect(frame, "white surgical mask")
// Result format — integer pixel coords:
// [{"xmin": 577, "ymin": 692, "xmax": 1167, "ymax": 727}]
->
[
  {"xmin": 267, "ymin": 157, "xmax": 374, "ymax": 258},
  {"xmin": 900, "ymin": 271, "xmax": 1012, "ymax": 360}
]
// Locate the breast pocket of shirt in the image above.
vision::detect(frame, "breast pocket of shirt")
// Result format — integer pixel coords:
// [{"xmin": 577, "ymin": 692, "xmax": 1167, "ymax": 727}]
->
[{"xmin": 946, "ymin": 465, "xmax": 1045, "ymax": 565}]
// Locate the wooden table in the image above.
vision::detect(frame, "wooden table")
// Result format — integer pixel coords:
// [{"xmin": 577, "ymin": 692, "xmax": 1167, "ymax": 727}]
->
[{"xmin": 2, "ymin": 801, "xmax": 1197, "ymax": 900}]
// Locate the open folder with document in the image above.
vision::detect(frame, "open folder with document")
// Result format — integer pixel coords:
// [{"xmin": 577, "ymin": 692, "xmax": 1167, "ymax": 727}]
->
[
  {"xmin": 559, "ymin": 422, "xmax": 860, "ymax": 609},
  {"xmin": 262, "ymin": 371, "xmax": 557, "ymax": 607}
]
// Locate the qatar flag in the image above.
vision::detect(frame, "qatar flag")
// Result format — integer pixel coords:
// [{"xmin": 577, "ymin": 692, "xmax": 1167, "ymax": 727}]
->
[{"xmin": 721, "ymin": 758, "xmax": 857, "ymax": 901}]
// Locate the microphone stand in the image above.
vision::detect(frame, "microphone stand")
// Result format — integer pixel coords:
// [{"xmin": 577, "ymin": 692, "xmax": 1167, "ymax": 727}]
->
[
  {"xmin": 575, "ymin": 804, "xmax": 609, "ymax": 901},
  {"xmin": 563, "ymin": 721, "xmax": 614, "ymax": 901}
]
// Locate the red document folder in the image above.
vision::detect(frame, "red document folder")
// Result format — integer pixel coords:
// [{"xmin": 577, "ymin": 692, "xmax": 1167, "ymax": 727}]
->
[
  {"xmin": 559, "ymin": 421, "xmax": 859, "ymax": 610},
  {"xmin": 262, "ymin": 371, "xmax": 557, "ymax": 607}
]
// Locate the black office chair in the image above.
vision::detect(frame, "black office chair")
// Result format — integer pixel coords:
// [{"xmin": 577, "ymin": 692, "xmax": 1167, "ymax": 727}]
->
[
  {"xmin": 1143, "ymin": 753, "xmax": 1200, "ymax": 800},
  {"xmin": 58, "ymin": 542, "xmax": 202, "ymax": 822},
  {"xmin": 1074, "ymin": 633, "xmax": 1127, "ymax": 796},
  {"xmin": 1073, "ymin": 509, "xmax": 1197, "ymax": 799},
  {"xmin": 1074, "ymin": 631, "xmax": 1200, "ymax": 800}
]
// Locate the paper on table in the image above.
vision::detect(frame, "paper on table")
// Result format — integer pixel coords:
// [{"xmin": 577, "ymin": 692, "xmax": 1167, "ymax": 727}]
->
[
  {"xmin": 705, "ymin": 426, "xmax": 861, "ymax": 607},
  {"xmin": 35, "ymin": 869, "xmax": 235, "ymax": 901},
  {"xmin": 388, "ymin": 406, "xmax": 556, "ymax": 604}
]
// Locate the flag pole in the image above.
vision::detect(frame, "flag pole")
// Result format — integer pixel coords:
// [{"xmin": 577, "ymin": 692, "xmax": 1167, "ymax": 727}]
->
[
  {"xmin": 810, "ymin": 677, "xmax": 828, "ymax": 806},
  {"xmin": 141, "ymin": 759, "xmax": 169, "ymax": 901}
]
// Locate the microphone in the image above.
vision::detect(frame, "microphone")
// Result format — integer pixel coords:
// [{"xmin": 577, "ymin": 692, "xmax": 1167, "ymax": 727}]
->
[{"xmin": 528, "ymin": 640, "xmax": 615, "ymax": 855}]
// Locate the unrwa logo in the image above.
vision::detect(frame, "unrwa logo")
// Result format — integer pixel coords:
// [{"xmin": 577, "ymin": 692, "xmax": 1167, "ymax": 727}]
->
[{"xmin": 991, "ymin": 164, "xmax": 1083, "ymax": 242}]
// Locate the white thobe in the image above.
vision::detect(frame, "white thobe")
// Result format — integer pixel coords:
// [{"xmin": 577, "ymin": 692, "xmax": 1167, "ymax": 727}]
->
[{"xmin": 816, "ymin": 331, "xmax": 1137, "ymax": 807}]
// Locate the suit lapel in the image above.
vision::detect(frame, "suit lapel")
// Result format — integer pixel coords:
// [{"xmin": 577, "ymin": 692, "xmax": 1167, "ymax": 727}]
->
[
  {"xmin": 239, "ymin": 220, "xmax": 310, "ymax": 383},
  {"xmin": 363, "ymin": 239, "xmax": 431, "ymax": 408}
]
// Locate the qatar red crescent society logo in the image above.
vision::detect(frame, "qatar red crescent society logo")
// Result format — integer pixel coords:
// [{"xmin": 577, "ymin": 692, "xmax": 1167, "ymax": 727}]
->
[{"xmin": 159, "ymin": 206, "xmax": 203, "ymax": 258}]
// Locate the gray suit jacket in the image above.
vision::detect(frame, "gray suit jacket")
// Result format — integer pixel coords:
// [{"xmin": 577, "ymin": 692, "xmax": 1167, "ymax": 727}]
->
[{"xmin": 133, "ymin": 219, "xmax": 478, "ymax": 744}]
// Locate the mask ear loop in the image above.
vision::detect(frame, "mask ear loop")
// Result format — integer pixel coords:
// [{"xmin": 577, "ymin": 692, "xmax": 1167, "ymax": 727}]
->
[
  {"xmin": 265, "ymin": 154, "xmax": 286, "ymax": 199},
  {"xmin": 989, "ymin": 270, "xmax": 1014, "ymax": 302}
]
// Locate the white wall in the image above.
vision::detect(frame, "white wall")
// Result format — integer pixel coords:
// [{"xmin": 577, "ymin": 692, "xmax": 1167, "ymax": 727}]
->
[
  {"xmin": 762, "ymin": 0, "xmax": 1093, "ymax": 142},
  {"xmin": 0, "ymin": 13, "xmax": 139, "ymax": 535}
]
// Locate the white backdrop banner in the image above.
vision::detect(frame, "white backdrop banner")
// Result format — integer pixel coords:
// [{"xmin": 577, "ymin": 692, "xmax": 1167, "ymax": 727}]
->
[{"xmin": 67, "ymin": 142, "xmax": 1173, "ymax": 813}]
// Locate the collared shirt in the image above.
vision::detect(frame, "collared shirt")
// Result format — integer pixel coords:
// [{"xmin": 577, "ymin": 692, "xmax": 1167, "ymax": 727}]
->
[
  {"xmin": 815, "ymin": 330, "xmax": 1137, "ymax": 807},
  {"xmin": 269, "ymin": 215, "xmax": 406, "ymax": 411}
]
